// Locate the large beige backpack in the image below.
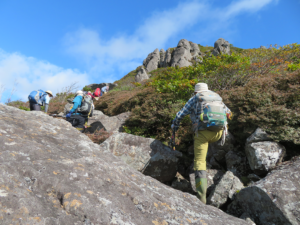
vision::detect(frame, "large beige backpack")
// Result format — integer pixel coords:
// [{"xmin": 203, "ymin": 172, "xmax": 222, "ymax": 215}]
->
[{"xmin": 195, "ymin": 91, "xmax": 227, "ymax": 132}]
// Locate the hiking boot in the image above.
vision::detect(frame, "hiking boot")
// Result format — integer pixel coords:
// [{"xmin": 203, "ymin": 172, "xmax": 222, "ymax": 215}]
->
[
  {"xmin": 76, "ymin": 127, "xmax": 85, "ymax": 133},
  {"xmin": 195, "ymin": 170, "xmax": 207, "ymax": 204}
]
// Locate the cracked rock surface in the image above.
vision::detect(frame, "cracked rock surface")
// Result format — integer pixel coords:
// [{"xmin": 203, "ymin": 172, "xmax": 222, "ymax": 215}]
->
[{"xmin": 0, "ymin": 104, "xmax": 251, "ymax": 225}]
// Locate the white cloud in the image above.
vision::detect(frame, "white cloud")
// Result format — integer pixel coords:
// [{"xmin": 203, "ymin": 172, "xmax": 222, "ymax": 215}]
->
[
  {"xmin": 0, "ymin": 0, "xmax": 277, "ymax": 103},
  {"xmin": 63, "ymin": 1, "xmax": 207, "ymax": 81},
  {"xmin": 64, "ymin": 0, "xmax": 276, "ymax": 81},
  {"xmin": 224, "ymin": 0, "xmax": 275, "ymax": 18},
  {"xmin": 0, "ymin": 49, "xmax": 90, "ymax": 102}
]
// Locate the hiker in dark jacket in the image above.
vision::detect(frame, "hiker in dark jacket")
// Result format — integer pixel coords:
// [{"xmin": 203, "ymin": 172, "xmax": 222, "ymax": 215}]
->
[
  {"xmin": 66, "ymin": 90, "xmax": 86, "ymax": 132},
  {"xmin": 171, "ymin": 83, "xmax": 232, "ymax": 204}
]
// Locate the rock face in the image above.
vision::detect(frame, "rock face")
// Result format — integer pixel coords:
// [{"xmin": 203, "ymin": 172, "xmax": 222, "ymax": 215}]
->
[
  {"xmin": 135, "ymin": 66, "xmax": 149, "ymax": 82},
  {"xmin": 0, "ymin": 104, "xmax": 251, "ymax": 225},
  {"xmin": 143, "ymin": 48, "xmax": 160, "ymax": 72},
  {"xmin": 207, "ymin": 171, "xmax": 244, "ymax": 208},
  {"xmin": 86, "ymin": 110, "xmax": 130, "ymax": 133},
  {"xmin": 100, "ymin": 132, "xmax": 182, "ymax": 183},
  {"xmin": 142, "ymin": 39, "xmax": 203, "ymax": 72},
  {"xmin": 228, "ymin": 156, "xmax": 300, "ymax": 225},
  {"xmin": 245, "ymin": 141, "xmax": 286, "ymax": 175},
  {"xmin": 159, "ymin": 48, "xmax": 166, "ymax": 67},
  {"xmin": 164, "ymin": 48, "xmax": 172, "ymax": 67},
  {"xmin": 86, "ymin": 82, "xmax": 117, "ymax": 91},
  {"xmin": 171, "ymin": 173, "xmax": 194, "ymax": 193},
  {"xmin": 212, "ymin": 38, "xmax": 231, "ymax": 56},
  {"xmin": 246, "ymin": 128, "xmax": 273, "ymax": 143},
  {"xmin": 171, "ymin": 39, "xmax": 201, "ymax": 68},
  {"xmin": 225, "ymin": 150, "xmax": 251, "ymax": 177}
]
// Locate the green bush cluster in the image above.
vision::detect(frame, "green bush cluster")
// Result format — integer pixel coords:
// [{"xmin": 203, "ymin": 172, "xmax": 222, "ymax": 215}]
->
[
  {"xmin": 19, "ymin": 106, "xmax": 30, "ymax": 111},
  {"xmin": 99, "ymin": 43, "xmax": 300, "ymax": 150},
  {"xmin": 150, "ymin": 53, "xmax": 251, "ymax": 100},
  {"xmin": 82, "ymin": 86, "xmax": 95, "ymax": 92}
]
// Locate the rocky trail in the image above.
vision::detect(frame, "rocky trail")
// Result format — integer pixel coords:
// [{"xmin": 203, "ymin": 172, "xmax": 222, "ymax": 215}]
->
[{"xmin": 1, "ymin": 103, "xmax": 299, "ymax": 225}]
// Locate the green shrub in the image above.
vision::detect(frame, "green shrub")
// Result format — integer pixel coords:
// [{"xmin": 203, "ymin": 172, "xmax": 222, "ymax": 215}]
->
[
  {"xmin": 97, "ymin": 43, "xmax": 300, "ymax": 150},
  {"xmin": 287, "ymin": 63, "xmax": 300, "ymax": 71},
  {"xmin": 19, "ymin": 106, "xmax": 30, "ymax": 111},
  {"xmin": 82, "ymin": 86, "xmax": 94, "ymax": 92}
]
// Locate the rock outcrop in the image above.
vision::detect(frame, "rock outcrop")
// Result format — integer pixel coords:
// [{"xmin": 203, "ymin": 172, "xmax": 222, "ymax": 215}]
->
[
  {"xmin": 246, "ymin": 128, "xmax": 273, "ymax": 143},
  {"xmin": 171, "ymin": 39, "xmax": 194, "ymax": 68},
  {"xmin": 0, "ymin": 104, "xmax": 251, "ymax": 225},
  {"xmin": 100, "ymin": 132, "xmax": 182, "ymax": 183},
  {"xmin": 86, "ymin": 110, "xmax": 130, "ymax": 133},
  {"xmin": 212, "ymin": 38, "xmax": 231, "ymax": 56},
  {"xmin": 134, "ymin": 66, "xmax": 149, "ymax": 82},
  {"xmin": 142, "ymin": 39, "xmax": 203, "ymax": 74},
  {"xmin": 143, "ymin": 48, "xmax": 160, "ymax": 72},
  {"xmin": 164, "ymin": 48, "xmax": 172, "ymax": 67},
  {"xmin": 228, "ymin": 156, "xmax": 300, "ymax": 225}
]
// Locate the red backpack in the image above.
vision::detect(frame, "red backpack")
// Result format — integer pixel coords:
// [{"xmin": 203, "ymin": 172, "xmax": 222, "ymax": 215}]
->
[{"xmin": 93, "ymin": 88, "xmax": 101, "ymax": 97}]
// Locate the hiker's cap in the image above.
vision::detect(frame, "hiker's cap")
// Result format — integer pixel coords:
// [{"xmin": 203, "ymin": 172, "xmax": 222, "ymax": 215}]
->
[
  {"xmin": 45, "ymin": 90, "xmax": 53, "ymax": 97},
  {"xmin": 194, "ymin": 83, "xmax": 208, "ymax": 93},
  {"xmin": 76, "ymin": 90, "xmax": 84, "ymax": 96}
]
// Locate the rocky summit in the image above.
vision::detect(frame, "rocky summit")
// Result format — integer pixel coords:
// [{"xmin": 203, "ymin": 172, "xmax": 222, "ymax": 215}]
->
[{"xmin": 0, "ymin": 104, "xmax": 251, "ymax": 224}]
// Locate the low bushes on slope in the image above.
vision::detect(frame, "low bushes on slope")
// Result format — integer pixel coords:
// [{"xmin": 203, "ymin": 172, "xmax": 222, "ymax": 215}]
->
[{"xmin": 97, "ymin": 44, "xmax": 300, "ymax": 152}]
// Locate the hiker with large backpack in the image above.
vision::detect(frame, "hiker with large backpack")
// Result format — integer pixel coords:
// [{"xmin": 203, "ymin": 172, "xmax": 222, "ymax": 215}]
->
[
  {"xmin": 28, "ymin": 90, "xmax": 53, "ymax": 112},
  {"xmin": 65, "ymin": 90, "xmax": 93, "ymax": 132},
  {"xmin": 171, "ymin": 83, "xmax": 232, "ymax": 204}
]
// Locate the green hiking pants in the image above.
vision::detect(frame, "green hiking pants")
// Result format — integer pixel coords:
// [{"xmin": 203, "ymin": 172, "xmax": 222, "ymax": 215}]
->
[{"xmin": 193, "ymin": 130, "xmax": 223, "ymax": 171}]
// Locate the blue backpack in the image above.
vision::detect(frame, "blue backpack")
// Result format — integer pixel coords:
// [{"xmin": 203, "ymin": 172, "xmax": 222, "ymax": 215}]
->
[{"xmin": 28, "ymin": 90, "xmax": 46, "ymax": 105}]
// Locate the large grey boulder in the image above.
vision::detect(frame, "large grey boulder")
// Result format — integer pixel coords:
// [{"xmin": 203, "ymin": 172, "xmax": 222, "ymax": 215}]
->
[
  {"xmin": 100, "ymin": 132, "xmax": 182, "ymax": 183},
  {"xmin": 163, "ymin": 48, "xmax": 173, "ymax": 67},
  {"xmin": 225, "ymin": 150, "xmax": 252, "ymax": 177},
  {"xmin": 159, "ymin": 48, "xmax": 166, "ymax": 67},
  {"xmin": 207, "ymin": 171, "xmax": 244, "ymax": 208},
  {"xmin": 171, "ymin": 39, "xmax": 193, "ymax": 68},
  {"xmin": 143, "ymin": 48, "xmax": 160, "ymax": 72},
  {"xmin": 246, "ymin": 128, "xmax": 273, "ymax": 144},
  {"xmin": 135, "ymin": 66, "xmax": 149, "ymax": 82},
  {"xmin": 86, "ymin": 110, "xmax": 130, "ymax": 133},
  {"xmin": 190, "ymin": 42, "xmax": 201, "ymax": 56},
  {"xmin": 86, "ymin": 82, "xmax": 117, "ymax": 91},
  {"xmin": 228, "ymin": 156, "xmax": 300, "ymax": 225},
  {"xmin": 212, "ymin": 38, "xmax": 231, "ymax": 56},
  {"xmin": 245, "ymin": 141, "xmax": 286, "ymax": 175},
  {"xmin": 0, "ymin": 104, "xmax": 251, "ymax": 225}
]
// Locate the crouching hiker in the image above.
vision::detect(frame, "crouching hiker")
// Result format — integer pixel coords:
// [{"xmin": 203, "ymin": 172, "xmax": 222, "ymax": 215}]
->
[
  {"xmin": 171, "ymin": 83, "xmax": 232, "ymax": 204},
  {"xmin": 100, "ymin": 85, "xmax": 109, "ymax": 96},
  {"xmin": 65, "ymin": 90, "xmax": 93, "ymax": 132},
  {"xmin": 28, "ymin": 90, "xmax": 53, "ymax": 112}
]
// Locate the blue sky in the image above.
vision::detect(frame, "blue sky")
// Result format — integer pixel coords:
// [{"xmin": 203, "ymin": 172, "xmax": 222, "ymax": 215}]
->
[{"xmin": 0, "ymin": 0, "xmax": 299, "ymax": 102}]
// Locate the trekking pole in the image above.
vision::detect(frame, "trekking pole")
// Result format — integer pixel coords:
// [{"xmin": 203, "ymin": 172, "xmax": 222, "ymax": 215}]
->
[
  {"xmin": 168, "ymin": 128, "xmax": 176, "ymax": 151},
  {"xmin": 172, "ymin": 129, "xmax": 176, "ymax": 151}
]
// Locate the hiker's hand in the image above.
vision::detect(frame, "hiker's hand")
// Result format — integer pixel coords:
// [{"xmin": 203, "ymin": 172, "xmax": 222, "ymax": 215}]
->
[{"xmin": 66, "ymin": 112, "xmax": 72, "ymax": 118}]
